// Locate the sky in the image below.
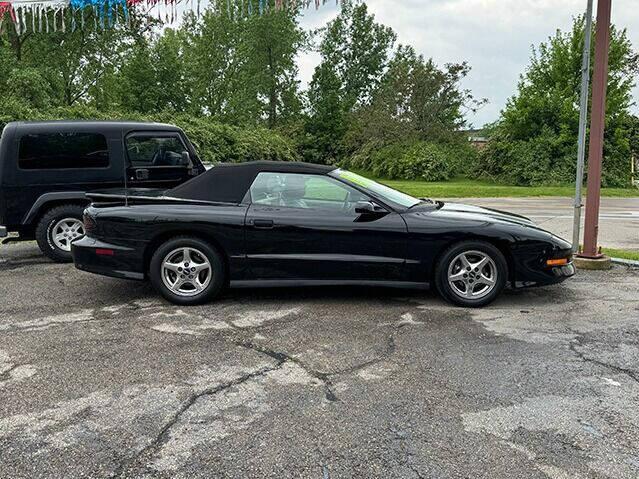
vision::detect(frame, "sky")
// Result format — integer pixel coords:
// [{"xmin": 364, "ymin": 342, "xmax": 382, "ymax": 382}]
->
[{"xmin": 297, "ymin": 0, "xmax": 639, "ymax": 129}]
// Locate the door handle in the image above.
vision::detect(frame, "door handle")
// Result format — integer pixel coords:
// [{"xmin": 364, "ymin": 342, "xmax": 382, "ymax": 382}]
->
[
  {"xmin": 253, "ymin": 219, "xmax": 274, "ymax": 229},
  {"xmin": 135, "ymin": 169, "xmax": 150, "ymax": 180}
]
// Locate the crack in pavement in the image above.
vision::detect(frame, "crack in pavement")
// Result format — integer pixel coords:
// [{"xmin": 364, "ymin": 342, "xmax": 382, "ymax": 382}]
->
[
  {"xmin": 391, "ymin": 426, "xmax": 425, "ymax": 479},
  {"xmin": 110, "ymin": 361, "xmax": 286, "ymax": 478},
  {"xmin": 236, "ymin": 341, "xmax": 339, "ymax": 402},
  {"xmin": 330, "ymin": 336, "xmax": 396, "ymax": 378},
  {"xmin": 568, "ymin": 341, "xmax": 639, "ymax": 384},
  {"xmin": 236, "ymin": 325, "xmax": 399, "ymax": 403},
  {"xmin": 0, "ymin": 364, "xmax": 19, "ymax": 382}
]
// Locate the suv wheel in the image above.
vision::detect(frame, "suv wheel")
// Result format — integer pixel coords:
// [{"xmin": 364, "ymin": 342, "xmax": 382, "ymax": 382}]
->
[
  {"xmin": 35, "ymin": 204, "xmax": 86, "ymax": 263},
  {"xmin": 149, "ymin": 237, "xmax": 226, "ymax": 305},
  {"xmin": 434, "ymin": 241, "xmax": 508, "ymax": 308}
]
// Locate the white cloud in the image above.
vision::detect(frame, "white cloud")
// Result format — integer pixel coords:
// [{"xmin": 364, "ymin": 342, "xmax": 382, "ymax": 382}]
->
[{"xmin": 299, "ymin": 0, "xmax": 639, "ymax": 127}]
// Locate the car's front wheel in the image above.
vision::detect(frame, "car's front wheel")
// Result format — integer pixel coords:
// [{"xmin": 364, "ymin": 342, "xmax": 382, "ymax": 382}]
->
[
  {"xmin": 149, "ymin": 237, "xmax": 226, "ymax": 305},
  {"xmin": 435, "ymin": 241, "xmax": 508, "ymax": 307}
]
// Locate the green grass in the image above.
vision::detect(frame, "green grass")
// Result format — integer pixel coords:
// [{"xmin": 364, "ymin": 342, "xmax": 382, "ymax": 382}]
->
[
  {"xmin": 600, "ymin": 247, "xmax": 639, "ymax": 261},
  {"xmin": 352, "ymin": 171, "xmax": 639, "ymax": 198}
]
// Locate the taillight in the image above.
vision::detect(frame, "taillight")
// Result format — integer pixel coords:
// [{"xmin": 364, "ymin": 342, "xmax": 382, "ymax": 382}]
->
[{"xmin": 83, "ymin": 213, "xmax": 97, "ymax": 233}]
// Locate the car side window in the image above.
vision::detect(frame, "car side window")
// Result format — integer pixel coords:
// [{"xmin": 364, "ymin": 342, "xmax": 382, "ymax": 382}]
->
[
  {"xmin": 126, "ymin": 134, "xmax": 188, "ymax": 168},
  {"xmin": 249, "ymin": 172, "xmax": 368, "ymax": 213},
  {"xmin": 18, "ymin": 133, "xmax": 109, "ymax": 170}
]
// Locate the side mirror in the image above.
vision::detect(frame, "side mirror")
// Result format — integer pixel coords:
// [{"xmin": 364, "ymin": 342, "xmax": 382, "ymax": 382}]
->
[{"xmin": 355, "ymin": 201, "xmax": 386, "ymax": 215}]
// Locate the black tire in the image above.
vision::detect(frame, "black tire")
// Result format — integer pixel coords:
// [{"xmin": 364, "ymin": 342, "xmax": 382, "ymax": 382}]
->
[
  {"xmin": 434, "ymin": 240, "xmax": 508, "ymax": 308},
  {"xmin": 35, "ymin": 204, "xmax": 86, "ymax": 263},
  {"xmin": 149, "ymin": 236, "xmax": 226, "ymax": 305}
]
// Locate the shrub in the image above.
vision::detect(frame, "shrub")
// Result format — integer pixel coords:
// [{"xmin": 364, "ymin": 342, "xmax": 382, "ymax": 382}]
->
[
  {"xmin": 473, "ymin": 125, "xmax": 632, "ymax": 188},
  {"xmin": 472, "ymin": 128, "xmax": 570, "ymax": 186},
  {"xmin": 343, "ymin": 140, "xmax": 468, "ymax": 181}
]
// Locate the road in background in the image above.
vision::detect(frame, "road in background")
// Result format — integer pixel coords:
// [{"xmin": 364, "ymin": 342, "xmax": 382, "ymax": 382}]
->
[{"xmin": 445, "ymin": 197, "xmax": 639, "ymax": 251}]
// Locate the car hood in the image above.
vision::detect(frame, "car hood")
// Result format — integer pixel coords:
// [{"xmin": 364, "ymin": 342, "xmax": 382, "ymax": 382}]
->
[
  {"xmin": 405, "ymin": 201, "xmax": 574, "ymax": 247},
  {"xmin": 431, "ymin": 201, "xmax": 536, "ymax": 227}
]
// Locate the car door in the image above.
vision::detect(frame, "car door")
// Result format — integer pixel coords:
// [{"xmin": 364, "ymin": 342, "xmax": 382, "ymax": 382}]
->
[
  {"xmin": 125, "ymin": 132, "xmax": 195, "ymax": 189},
  {"xmin": 244, "ymin": 172, "xmax": 409, "ymax": 282}
]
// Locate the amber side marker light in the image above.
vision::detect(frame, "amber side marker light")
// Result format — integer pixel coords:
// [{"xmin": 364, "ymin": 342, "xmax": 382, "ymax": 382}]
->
[{"xmin": 546, "ymin": 258, "xmax": 569, "ymax": 266}]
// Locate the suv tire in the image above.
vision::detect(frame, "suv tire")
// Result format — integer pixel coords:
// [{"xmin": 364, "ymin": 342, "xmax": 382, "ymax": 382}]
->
[
  {"xmin": 149, "ymin": 237, "xmax": 226, "ymax": 305},
  {"xmin": 35, "ymin": 204, "xmax": 86, "ymax": 263},
  {"xmin": 434, "ymin": 240, "xmax": 508, "ymax": 308}
]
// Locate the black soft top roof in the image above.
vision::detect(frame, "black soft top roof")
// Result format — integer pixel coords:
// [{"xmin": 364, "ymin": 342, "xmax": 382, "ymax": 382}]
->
[{"xmin": 169, "ymin": 161, "xmax": 337, "ymax": 204}]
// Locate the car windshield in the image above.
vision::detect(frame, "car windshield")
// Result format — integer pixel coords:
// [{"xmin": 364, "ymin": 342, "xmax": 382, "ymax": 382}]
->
[{"xmin": 330, "ymin": 169, "xmax": 422, "ymax": 209}]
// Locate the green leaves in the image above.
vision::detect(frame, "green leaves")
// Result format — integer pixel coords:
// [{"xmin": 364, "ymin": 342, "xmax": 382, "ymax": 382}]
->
[
  {"xmin": 305, "ymin": 3, "xmax": 478, "ymax": 172},
  {"xmin": 480, "ymin": 16, "xmax": 639, "ymax": 187},
  {"xmin": 343, "ymin": 140, "xmax": 477, "ymax": 182}
]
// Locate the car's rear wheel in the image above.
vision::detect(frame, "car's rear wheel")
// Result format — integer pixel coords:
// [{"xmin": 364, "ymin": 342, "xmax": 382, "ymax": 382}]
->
[
  {"xmin": 149, "ymin": 237, "xmax": 226, "ymax": 305},
  {"xmin": 435, "ymin": 241, "xmax": 508, "ymax": 307},
  {"xmin": 35, "ymin": 204, "xmax": 86, "ymax": 263}
]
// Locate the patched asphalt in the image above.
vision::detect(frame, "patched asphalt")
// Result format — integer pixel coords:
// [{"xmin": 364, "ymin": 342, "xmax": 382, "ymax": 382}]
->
[{"xmin": 1, "ymin": 241, "xmax": 638, "ymax": 478}]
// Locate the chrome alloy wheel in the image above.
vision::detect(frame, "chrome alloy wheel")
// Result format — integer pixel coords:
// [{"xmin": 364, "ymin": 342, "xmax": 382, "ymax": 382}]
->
[
  {"xmin": 447, "ymin": 250, "xmax": 497, "ymax": 300},
  {"xmin": 51, "ymin": 218, "xmax": 85, "ymax": 252},
  {"xmin": 161, "ymin": 247, "xmax": 212, "ymax": 297}
]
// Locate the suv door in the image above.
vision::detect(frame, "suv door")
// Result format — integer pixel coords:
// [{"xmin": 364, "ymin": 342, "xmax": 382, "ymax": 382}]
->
[
  {"xmin": 244, "ymin": 172, "xmax": 409, "ymax": 282},
  {"xmin": 125, "ymin": 132, "xmax": 195, "ymax": 188}
]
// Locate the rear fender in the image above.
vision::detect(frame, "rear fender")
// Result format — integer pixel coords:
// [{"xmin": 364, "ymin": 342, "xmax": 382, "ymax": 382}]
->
[{"xmin": 22, "ymin": 192, "xmax": 89, "ymax": 225}]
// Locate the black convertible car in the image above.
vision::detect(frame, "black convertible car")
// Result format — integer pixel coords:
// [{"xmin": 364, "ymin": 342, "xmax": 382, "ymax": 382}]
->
[{"xmin": 72, "ymin": 161, "xmax": 574, "ymax": 307}]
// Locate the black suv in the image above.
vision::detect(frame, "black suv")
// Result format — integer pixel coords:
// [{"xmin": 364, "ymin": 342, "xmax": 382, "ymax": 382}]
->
[{"xmin": 0, "ymin": 121, "xmax": 205, "ymax": 262}]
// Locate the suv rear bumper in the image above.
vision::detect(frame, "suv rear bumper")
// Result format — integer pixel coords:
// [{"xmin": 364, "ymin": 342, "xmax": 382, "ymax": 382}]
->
[{"xmin": 0, "ymin": 226, "xmax": 7, "ymax": 238}]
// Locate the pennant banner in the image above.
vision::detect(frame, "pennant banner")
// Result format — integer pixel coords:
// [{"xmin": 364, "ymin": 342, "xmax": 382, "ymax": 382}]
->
[{"xmin": 0, "ymin": 0, "xmax": 337, "ymax": 33}]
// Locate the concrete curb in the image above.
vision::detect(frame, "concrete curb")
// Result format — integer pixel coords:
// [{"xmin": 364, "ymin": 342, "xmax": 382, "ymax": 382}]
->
[{"xmin": 610, "ymin": 257, "xmax": 639, "ymax": 268}]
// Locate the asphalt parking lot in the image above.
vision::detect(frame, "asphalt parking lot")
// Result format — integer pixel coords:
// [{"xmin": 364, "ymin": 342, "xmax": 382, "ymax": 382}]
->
[{"xmin": 1, "ymin": 241, "xmax": 638, "ymax": 479}]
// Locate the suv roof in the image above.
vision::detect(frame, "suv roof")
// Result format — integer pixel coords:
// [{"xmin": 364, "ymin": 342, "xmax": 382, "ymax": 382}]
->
[{"xmin": 7, "ymin": 120, "xmax": 181, "ymax": 132}]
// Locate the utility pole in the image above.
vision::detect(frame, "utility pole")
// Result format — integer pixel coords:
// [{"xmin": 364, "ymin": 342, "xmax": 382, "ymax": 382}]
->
[
  {"xmin": 572, "ymin": 0, "xmax": 594, "ymax": 253},
  {"xmin": 578, "ymin": 0, "xmax": 612, "ymax": 261}
]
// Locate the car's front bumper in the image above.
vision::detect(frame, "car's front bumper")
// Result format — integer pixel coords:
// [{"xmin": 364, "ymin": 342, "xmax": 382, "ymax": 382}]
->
[
  {"xmin": 72, "ymin": 236, "xmax": 146, "ymax": 281},
  {"xmin": 511, "ymin": 243, "xmax": 576, "ymax": 288}
]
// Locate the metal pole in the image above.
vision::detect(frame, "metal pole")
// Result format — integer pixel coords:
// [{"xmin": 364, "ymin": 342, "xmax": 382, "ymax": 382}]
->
[
  {"xmin": 572, "ymin": 0, "xmax": 594, "ymax": 253},
  {"xmin": 580, "ymin": 0, "xmax": 612, "ymax": 259}
]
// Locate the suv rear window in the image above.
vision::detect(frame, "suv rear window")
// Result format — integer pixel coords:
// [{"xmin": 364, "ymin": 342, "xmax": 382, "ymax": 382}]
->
[{"xmin": 18, "ymin": 133, "xmax": 109, "ymax": 170}]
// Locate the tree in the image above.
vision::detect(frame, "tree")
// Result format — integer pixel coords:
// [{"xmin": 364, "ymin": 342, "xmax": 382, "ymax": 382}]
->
[
  {"xmin": 303, "ymin": 62, "xmax": 346, "ymax": 163},
  {"xmin": 310, "ymin": 1, "xmax": 395, "ymax": 112},
  {"xmin": 305, "ymin": 1, "xmax": 396, "ymax": 162},
  {"xmin": 178, "ymin": 1, "xmax": 306, "ymax": 127},
  {"xmin": 117, "ymin": 28, "xmax": 191, "ymax": 113},
  {"xmin": 180, "ymin": 5, "xmax": 257, "ymax": 121},
  {"xmin": 243, "ymin": 5, "xmax": 307, "ymax": 127},
  {"xmin": 346, "ymin": 45, "xmax": 482, "ymax": 149},
  {"xmin": 480, "ymin": 16, "xmax": 639, "ymax": 186},
  {"xmin": 0, "ymin": 10, "xmax": 143, "ymax": 109}
]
